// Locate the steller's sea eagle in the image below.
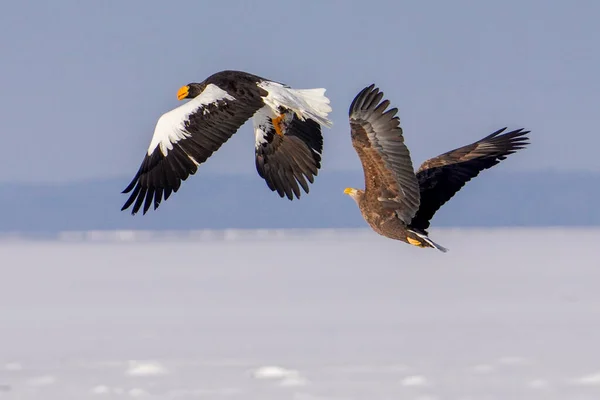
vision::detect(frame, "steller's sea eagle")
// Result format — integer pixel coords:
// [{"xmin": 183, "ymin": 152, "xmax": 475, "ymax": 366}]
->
[
  {"xmin": 122, "ymin": 70, "xmax": 332, "ymax": 215},
  {"xmin": 344, "ymin": 84, "xmax": 530, "ymax": 252}
]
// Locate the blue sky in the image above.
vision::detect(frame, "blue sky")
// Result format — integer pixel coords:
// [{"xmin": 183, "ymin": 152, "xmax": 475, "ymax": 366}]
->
[{"xmin": 1, "ymin": 0, "xmax": 598, "ymax": 183}]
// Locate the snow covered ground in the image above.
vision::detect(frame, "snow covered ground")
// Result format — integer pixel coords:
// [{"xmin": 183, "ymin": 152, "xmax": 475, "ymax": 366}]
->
[{"xmin": 0, "ymin": 228, "xmax": 599, "ymax": 399}]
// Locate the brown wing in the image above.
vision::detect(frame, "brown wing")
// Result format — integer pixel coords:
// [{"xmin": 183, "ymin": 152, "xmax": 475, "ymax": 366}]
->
[
  {"xmin": 410, "ymin": 127, "xmax": 530, "ymax": 231},
  {"xmin": 254, "ymin": 109, "xmax": 323, "ymax": 200},
  {"xmin": 348, "ymin": 85, "xmax": 420, "ymax": 224}
]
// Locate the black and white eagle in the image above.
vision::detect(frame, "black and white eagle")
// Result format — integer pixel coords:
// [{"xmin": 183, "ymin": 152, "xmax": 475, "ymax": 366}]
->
[{"xmin": 121, "ymin": 70, "xmax": 333, "ymax": 215}]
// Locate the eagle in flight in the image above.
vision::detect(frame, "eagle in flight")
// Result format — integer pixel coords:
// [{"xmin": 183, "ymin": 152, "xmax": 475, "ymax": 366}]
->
[
  {"xmin": 344, "ymin": 84, "xmax": 530, "ymax": 252},
  {"xmin": 122, "ymin": 70, "xmax": 332, "ymax": 215}
]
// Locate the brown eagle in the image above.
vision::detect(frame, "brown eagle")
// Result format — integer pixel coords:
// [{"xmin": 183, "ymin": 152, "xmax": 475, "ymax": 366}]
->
[{"xmin": 344, "ymin": 84, "xmax": 530, "ymax": 252}]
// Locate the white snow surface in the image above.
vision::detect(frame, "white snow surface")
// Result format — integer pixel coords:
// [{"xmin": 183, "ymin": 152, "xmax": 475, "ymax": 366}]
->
[
  {"xmin": 125, "ymin": 361, "xmax": 168, "ymax": 377},
  {"xmin": 0, "ymin": 227, "xmax": 599, "ymax": 399}
]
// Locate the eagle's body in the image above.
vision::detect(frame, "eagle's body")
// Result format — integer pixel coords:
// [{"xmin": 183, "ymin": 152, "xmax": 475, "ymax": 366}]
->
[
  {"xmin": 345, "ymin": 85, "xmax": 530, "ymax": 252},
  {"xmin": 355, "ymin": 199, "xmax": 426, "ymax": 246},
  {"xmin": 122, "ymin": 70, "xmax": 332, "ymax": 215}
]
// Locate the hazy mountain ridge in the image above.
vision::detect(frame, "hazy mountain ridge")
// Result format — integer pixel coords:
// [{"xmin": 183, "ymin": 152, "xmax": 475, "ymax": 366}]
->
[{"xmin": 1, "ymin": 170, "xmax": 597, "ymax": 233}]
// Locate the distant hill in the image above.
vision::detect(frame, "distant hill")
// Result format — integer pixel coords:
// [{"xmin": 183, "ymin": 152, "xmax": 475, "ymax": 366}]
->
[{"xmin": 0, "ymin": 170, "xmax": 597, "ymax": 233}]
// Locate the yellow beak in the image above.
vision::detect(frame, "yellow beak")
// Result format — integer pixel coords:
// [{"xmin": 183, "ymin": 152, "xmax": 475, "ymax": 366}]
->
[{"xmin": 177, "ymin": 85, "xmax": 189, "ymax": 101}]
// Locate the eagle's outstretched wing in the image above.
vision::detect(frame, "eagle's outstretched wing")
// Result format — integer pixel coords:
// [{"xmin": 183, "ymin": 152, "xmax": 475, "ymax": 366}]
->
[{"xmin": 410, "ymin": 127, "xmax": 530, "ymax": 231}]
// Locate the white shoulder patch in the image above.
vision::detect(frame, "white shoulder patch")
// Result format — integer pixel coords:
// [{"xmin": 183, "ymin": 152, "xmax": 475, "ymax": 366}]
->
[
  {"xmin": 147, "ymin": 83, "xmax": 236, "ymax": 156},
  {"xmin": 256, "ymin": 81, "xmax": 332, "ymax": 128},
  {"xmin": 252, "ymin": 106, "xmax": 276, "ymax": 147}
]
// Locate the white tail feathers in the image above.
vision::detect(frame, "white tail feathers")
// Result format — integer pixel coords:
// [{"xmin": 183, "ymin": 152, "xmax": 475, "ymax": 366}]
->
[
  {"xmin": 409, "ymin": 229, "xmax": 449, "ymax": 253},
  {"xmin": 257, "ymin": 81, "xmax": 333, "ymax": 128},
  {"xmin": 292, "ymin": 88, "xmax": 333, "ymax": 126}
]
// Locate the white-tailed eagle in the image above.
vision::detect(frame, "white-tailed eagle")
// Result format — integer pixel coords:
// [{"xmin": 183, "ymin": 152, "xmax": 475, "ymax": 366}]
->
[{"xmin": 344, "ymin": 84, "xmax": 530, "ymax": 252}]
